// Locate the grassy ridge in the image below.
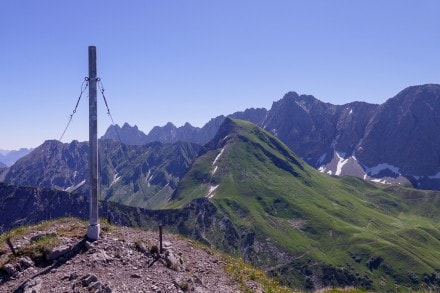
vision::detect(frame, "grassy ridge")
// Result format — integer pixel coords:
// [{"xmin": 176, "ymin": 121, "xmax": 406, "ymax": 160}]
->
[{"xmin": 169, "ymin": 118, "xmax": 440, "ymax": 291}]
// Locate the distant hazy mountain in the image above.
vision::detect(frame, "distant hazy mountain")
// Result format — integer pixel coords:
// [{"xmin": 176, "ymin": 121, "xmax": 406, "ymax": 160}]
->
[
  {"xmin": 0, "ymin": 139, "xmax": 201, "ymax": 208},
  {"xmin": 102, "ymin": 84, "xmax": 440, "ymax": 190},
  {"xmin": 0, "ymin": 162, "xmax": 7, "ymax": 168},
  {"xmin": 0, "ymin": 148, "xmax": 32, "ymax": 166}
]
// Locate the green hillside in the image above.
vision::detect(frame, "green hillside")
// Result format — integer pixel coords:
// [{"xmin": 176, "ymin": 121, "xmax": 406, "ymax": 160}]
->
[
  {"xmin": 167, "ymin": 118, "xmax": 440, "ymax": 291},
  {"xmin": 99, "ymin": 141, "xmax": 201, "ymax": 209}
]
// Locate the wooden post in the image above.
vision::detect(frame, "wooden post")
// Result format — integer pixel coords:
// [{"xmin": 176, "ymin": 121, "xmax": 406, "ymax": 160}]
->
[
  {"xmin": 6, "ymin": 237, "xmax": 16, "ymax": 255},
  {"xmin": 159, "ymin": 225, "xmax": 163, "ymax": 253},
  {"xmin": 87, "ymin": 46, "xmax": 100, "ymax": 241}
]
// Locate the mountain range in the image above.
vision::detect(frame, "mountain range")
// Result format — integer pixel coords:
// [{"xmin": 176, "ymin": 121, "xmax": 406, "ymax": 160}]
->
[
  {"xmin": 0, "ymin": 140, "xmax": 201, "ymax": 209},
  {"xmin": 2, "ymin": 84, "xmax": 440, "ymax": 290},
  {"xmin": 102, "ymin": 84, "xmax": 440, "ymax": 190},
  {"xmin": 1, "ymin": 118, "xmax": 439, "ymax": 291}
]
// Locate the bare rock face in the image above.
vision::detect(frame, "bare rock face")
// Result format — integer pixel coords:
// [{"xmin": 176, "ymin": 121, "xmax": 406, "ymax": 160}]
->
[
  {"xmin": 261, "ymin": 84, "xmax": 440, "ymax": 188},
  {"xmin": 263, "ymin": 92, "xmax": 337, "ymax": 164},
  {"xmin": 21, "ymin": 277, "xmax": 42, "ymax": 293},
  {"xmin": 18, "ymin": 257, "xmax": 34, "ymax": 271},
  {"xmin": 261, "ymin": 91, "xmax": 379, "ymax": 168},
  {"xmin": 333, "ymin": 101, "xmax": 378, "ymax": 156},
  {"xmin": 46, "ymin": 245, "xmax": 71, "ymax": 261},
  {"xmin": 3, "ymin": 264, "xmax": 16, "ymax": 276},
  {"xmin": 356, "ymin": 84, "xmax": 440, "ymax": 176}
]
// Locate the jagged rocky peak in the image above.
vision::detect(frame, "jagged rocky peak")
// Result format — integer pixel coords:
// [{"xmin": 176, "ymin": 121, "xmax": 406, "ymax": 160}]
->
[
  {"xmin": 102, "ymin": 123, "xmax": 149, "ymax": 145},
  {"xmin": 391, "ymin": 83, "xmax": 440, "ymax": 106},
  {"xmin": 356, "ymin": 84, "xmax": 440, "ymax": 176},
  {"xmin": 149, "ymin": 123, "xmax": 173, "ymax": 133},
  {"xmin": 274, "ymin": 91, "xmax": 326, "ymax": 112},
  {"xmin": 97, "ymin": 83, "xmax": 440, "ymax": 189},
  {"xmin": 147, "ymin": 122, "xmax": 178, "ymax": 142},
  {"xmin": 228, "ymin": 107, "xmax": 268, "ymax": 125},
  {"xmin": 316, "ymin": 84, "xmax": 440, "ymax": 188},
  {"xmin": 120, "ymin": 122, "xmax": 141, "ymax": 132},
  {"xmin": 205, "ymin": 117, "xmax": 237, "ymax": 150},
  {"xmin": 181, "ymin": 122, "xmax": 195, "ymax": 129}
]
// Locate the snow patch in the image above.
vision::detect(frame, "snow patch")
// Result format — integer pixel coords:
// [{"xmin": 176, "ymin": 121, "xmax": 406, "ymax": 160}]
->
[
  {"xmin": 145, "ymin": 170, "xmax": 152, "ymax": 182},
  {"xmin": 295, "ymin": 100, "xmax": 309, "ymax": 113},
  {"xmin": 349, "ymin": 109, "xmax": 353, "ymax": 115},
  {"xmin": 110, "ymin": 174, "xmax": 121, "ymax": 187},
  {"xmin": 212, "ymin": 147, "xmax": 225, "ymax": 166},
  {"xmin": 212, "ymin": 166, "xmax": 218, "ymax": 175},
  {"xmin": 371, "ymin": 178, "xmax": 390, "ymax": 184},
  {"xmin": 64, "ymin": 180, "xmax": 86, "ymax": 192},
  {"xmin": 205, "ymin": 184, "xmax": 219, "ymax": 199},
  {"xmin": 335, "ymin": 152, "xmax": 349, "ymax": 176}
]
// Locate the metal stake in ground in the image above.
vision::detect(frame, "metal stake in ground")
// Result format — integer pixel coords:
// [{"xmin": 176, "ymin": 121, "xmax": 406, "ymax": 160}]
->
[
  {"xmin": 87, "ymin": 46, "xmax": 100, "ymax": 240},
  {"xmin": 159, "ymin": 225, "xmax": 163, "ymax": 253}
]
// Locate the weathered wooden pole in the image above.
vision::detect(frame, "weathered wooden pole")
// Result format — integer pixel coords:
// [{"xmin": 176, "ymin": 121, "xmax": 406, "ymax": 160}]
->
[
  {"xmin": 159, "ymin": 225, "xmax": 163, "ymax": 253},
  {"xmin": 87, "ymin": 46, "xmax": 100, "ymax": 240}
]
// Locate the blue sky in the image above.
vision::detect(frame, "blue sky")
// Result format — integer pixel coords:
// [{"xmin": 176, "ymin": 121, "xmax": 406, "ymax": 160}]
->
[{"xmin": 1, "ymin": 1, "xmax": 439, "ymax": 149}]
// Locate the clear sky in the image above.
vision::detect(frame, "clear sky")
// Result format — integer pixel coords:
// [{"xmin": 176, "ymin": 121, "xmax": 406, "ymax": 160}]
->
[{"xmin": 1, "ymin": 1, "xmax": 439, "ymax": 150}]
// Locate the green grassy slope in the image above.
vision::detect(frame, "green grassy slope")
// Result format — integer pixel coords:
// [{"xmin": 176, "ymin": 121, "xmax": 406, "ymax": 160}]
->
[{"xmin": 168, "ymin": 118, "xmax": 440, "ymax": 291}]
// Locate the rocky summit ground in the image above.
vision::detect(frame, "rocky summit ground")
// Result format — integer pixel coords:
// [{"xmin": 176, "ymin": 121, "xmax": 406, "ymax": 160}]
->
[{"xmin": 0, "ymin": 218, "xmax": 274, "ymax": 293}]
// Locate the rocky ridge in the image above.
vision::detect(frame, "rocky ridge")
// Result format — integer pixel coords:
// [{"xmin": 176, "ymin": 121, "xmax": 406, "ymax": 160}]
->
[
  {"xmin": 0, "ymin": 139, "xmax": 202, "ymax": 209},
  {"xmin": 0, "ymin": 218, "xmax": 273, "ymax": 293},
  {"xmin": 101, "ymin": 84, "xmax": 440, "ymax": 190}
]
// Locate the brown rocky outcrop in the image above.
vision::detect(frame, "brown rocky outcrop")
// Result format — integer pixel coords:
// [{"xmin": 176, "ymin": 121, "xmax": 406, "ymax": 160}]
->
[{"xmin": 0, "ymin": 219, "xmax": 267, "ymax": 293}]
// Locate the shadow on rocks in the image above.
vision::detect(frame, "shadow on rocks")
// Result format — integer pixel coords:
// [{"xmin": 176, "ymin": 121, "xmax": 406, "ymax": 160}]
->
[{"xmin": 13, "ymin": 238, "xmax": 88, "ymax": 293}]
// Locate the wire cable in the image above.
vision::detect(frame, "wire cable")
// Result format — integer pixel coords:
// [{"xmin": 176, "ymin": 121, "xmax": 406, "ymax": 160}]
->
[
  {"xmin": 59, "ymin": 78, "xmax": 89, "ymax": 142},
  {"xmin": 98, "ymin": 79, "xmax": 153, "ymax": 210}
]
